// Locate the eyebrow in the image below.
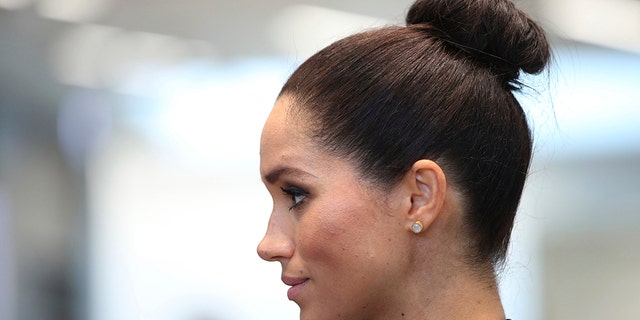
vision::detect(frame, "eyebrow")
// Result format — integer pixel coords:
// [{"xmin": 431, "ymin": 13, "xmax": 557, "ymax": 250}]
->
[{"xmin": 263, "ymin": 166, "xmax": 314, "ymax": 185}]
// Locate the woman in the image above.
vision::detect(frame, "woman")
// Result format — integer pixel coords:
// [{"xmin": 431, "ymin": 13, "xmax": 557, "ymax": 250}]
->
[{"xmin": 257, "ymin": 0, "xmax": 550, "ymax": 318}]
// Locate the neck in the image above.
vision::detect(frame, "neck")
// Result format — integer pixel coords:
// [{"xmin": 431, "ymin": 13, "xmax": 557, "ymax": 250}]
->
[
  {"xmin": 396, "ymin": 263, "xmax": 506, "ymax": 320},
  {"xmin": 377, "ymin": 189, "xmax": 507, "ymax": 319}
]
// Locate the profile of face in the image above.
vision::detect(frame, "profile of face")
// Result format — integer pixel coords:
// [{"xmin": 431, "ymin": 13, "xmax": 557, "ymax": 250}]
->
[
  {"xmin": 256, "ymin": 0, "xmax": 550, "ymax": 316},
  {"xmin": 257, "ymin": 97, "xmax": 428, "ymax": 319}
]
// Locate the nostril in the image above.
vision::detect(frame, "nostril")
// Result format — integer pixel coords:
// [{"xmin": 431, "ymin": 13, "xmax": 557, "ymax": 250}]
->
[
  {"xmin": 257, "ymin": 235, "xmax": 293, "ymax": 262},
  {"xmin": 257, "ymin": 237, "xmax": 277, "ymax": 261},
  {"xmin": 257, "ymin": 243, "xmax": 271, "ymax": 261},
  {"xmin": 257, "ymin": 215, "xmax": 294, "ymax": 261}
]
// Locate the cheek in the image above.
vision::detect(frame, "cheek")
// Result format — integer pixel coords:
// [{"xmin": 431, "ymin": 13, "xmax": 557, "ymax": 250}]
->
[{"xmin": 297, "ymin": 198, "xmax": 375, "ymax": 268}]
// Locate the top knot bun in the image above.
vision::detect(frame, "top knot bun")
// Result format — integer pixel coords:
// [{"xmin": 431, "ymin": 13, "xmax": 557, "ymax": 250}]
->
[{"xmin": 406, "ymin": 0, "xmax": 550, "ymax": 88}]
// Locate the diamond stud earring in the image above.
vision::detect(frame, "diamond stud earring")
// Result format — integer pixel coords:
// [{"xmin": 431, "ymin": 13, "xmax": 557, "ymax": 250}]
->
[{"xmin": 411, "ymin": 221, "xmax": 424, "ymax": 234}]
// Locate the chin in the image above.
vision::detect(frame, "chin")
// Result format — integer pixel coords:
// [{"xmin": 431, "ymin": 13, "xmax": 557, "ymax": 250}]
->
[{"xmin": 299, "ymin": 306, "xmax": 328, "ymax": 320}]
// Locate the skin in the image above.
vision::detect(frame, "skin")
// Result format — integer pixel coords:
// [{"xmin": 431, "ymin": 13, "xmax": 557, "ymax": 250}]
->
[{"xmin": 257, "ymin": 97, "xmax": 507, "ymax": 320}]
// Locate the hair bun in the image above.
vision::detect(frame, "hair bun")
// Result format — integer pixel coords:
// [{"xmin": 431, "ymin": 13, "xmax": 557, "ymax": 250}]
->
[{"xmin": 406, "ymin": 0, "xmax": 550, "ymax": 88}]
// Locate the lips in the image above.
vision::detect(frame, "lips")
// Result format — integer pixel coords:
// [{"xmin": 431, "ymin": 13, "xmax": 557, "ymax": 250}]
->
[{"xmin": 282, "ymin": 275, "xmax": 309, "ymax": 300}]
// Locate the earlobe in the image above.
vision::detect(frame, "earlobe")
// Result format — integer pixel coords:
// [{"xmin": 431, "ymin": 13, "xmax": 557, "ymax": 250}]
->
[{"xmin": 407, "ymin": 159, "xmax": 446, "ymax": 233}]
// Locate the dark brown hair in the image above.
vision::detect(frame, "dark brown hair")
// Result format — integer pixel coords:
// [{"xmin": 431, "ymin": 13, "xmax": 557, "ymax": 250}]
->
[{"xmin": 278, "ymin": 0, "xmax": 550, "ymax": 268}]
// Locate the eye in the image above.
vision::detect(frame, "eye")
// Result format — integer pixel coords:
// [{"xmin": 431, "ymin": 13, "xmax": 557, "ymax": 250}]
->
[{"xmin": 281, "ymin": 186, "xmax": 309, "ymax": 210}]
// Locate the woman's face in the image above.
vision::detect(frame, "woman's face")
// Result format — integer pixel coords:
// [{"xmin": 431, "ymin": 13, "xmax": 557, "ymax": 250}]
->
[{"xmin": 257, "ymin": 98, "xmax": 413, "ymax": 320}]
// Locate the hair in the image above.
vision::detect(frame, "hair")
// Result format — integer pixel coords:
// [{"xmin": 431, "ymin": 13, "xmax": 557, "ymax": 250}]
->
[{"xmin": 278, "ymin": 0, "xmax": 550, "ymax": 268}]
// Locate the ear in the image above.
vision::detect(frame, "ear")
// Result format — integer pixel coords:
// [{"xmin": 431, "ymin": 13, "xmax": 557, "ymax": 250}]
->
[{"xmin": 405, "ymin": 159, "xmax": 447, "ymax": 233}]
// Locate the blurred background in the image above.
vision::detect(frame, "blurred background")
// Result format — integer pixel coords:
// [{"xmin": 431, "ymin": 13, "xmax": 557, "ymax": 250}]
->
[{"xmin": 0, "ymin": 0, "xmax": 638, "ymax": 319}]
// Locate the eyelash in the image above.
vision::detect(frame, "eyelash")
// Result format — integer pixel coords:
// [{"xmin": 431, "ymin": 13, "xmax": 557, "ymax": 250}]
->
[{"xmin": 280, "ymin": 186, "xmax": 309, "ymax": 211}]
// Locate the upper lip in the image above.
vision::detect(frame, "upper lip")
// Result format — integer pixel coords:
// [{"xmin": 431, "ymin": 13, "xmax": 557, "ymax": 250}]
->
[{"xmin": 281, "ymin": 275, "xmax": 308, "ymax": 286}]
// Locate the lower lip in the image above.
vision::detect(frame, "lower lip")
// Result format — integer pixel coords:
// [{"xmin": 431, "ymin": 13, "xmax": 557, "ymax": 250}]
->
[{"xmin": 287, "ymin": 280, "xmax": 308, "ymax": 300}]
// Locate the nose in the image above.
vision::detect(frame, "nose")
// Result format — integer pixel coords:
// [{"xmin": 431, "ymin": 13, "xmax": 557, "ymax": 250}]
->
[{"xmin": 257, "ymin": 213, "xmax": 294, "ymax": 262}]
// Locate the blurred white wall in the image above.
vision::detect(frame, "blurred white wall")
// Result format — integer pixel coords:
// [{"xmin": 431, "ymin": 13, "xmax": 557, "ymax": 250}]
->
[{"xmin": 0, "ymin": 187, "xmax": 15, "ymax": 320}]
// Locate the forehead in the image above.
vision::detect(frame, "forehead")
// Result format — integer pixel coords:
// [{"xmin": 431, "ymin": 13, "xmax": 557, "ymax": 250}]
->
[
  {"xmin": 261, "ymin": 98, "xmax": 293, "ymax": 145},
  {"xmin": 259, "ymin": 98, "xmax": 387, "ymax": 200},
  {"xmin": 260, "ymin": 98, "xmax": 312, "ymax": 175}
]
